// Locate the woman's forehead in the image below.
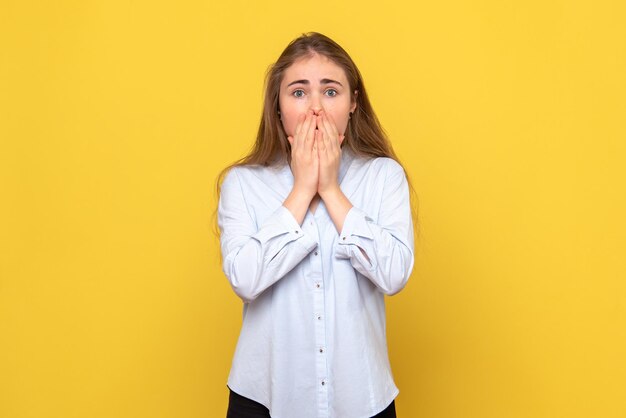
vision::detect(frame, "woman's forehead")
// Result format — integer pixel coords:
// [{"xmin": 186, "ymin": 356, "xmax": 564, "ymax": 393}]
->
[{"xmin": 282, "ymin": 54, "xmax": 348, "ymax": 84}]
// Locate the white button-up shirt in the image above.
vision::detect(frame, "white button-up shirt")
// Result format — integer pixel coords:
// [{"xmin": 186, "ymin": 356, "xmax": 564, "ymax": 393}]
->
[{"xmin": 218, "ymin": 149, "xmax": 414, "ymax": 418}]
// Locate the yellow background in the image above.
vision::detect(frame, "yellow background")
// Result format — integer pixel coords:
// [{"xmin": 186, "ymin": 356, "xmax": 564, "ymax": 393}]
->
[{"xmin": 1, "ymin": 0, "xmax": 625, "ymax": 417}]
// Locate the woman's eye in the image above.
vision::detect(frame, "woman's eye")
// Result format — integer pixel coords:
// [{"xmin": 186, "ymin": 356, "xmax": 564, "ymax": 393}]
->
[
  {"xmin": 325, "ymin": 89, "xmax": 338, "ymax": 97},
  {"xmin": 293, "ymin": 90, "xmax": 305, "ymax": 98}
]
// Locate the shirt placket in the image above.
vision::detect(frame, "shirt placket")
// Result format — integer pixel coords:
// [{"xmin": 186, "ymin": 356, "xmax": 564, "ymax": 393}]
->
[{"xmin": 304, "ymin": 215, "xmax": 329, "ymax": 418}]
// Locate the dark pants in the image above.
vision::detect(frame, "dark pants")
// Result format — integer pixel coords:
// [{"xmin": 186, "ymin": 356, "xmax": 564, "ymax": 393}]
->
[{"xmin": 226, "ymin": 387, "xmax": 397, "ymax": 418}]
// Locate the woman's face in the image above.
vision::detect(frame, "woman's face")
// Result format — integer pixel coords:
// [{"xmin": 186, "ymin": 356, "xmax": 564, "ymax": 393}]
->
[{"xmin": 278, "ymin": 53, "xmax": 357, "ymax": 140}]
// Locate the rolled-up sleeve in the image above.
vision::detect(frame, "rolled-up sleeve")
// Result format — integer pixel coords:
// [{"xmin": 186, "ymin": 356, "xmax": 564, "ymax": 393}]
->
[
  {"xmin": 334, "ymin": 160, "xmax": 414, "ymax": 295},
  {"xmin": 218, "ymin": 168, "xmax": 317, "ymax": 302}
]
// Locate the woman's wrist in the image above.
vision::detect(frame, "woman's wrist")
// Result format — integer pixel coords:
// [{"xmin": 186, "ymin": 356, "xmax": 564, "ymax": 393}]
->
[
  {"xmin": 318, "ymin": 183, "xmax": 342, "ymax": 200},
  {"xmin": 283, "ymin": 188, "xmax": 315, "ymax": 225},
  {"xmin": 319, "ymin": 186, "xmax": 352, "ymax": 233}
]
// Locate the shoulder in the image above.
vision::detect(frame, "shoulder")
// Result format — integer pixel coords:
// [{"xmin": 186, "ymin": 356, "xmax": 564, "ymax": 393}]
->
[
  {"xmin": 358, "ymin": 155, "xmax": 405, "ymax": 177},
  {"xmin": 223, "ymin": 163, "xmax": 280, "ymax": 178},
  {"xmin": 221, "ymin": 163, "xmax": 286, "ymax": 189}
]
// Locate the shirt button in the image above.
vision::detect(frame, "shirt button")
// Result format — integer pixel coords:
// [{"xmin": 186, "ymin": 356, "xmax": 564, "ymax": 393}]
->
[
  {"xmin": 315, "ymin": 283, "xmax": 321, "ymax": 288},
  {"xmin": 314, "ymin": 251, "xmax": 318, "ymax": 256},
  {"xmin": 342, "ymin": 236, "xmax": 346, "ymax": 240},
  {"xmin": 321, "ymin": 380, "xmax": 326, "ymax": 386},
  {"xmin": 319, "ymin": 347, "xmax": 324, "ymax": 353},
  {"xmin": 295, "ymin": 230, "xmax": 299, "ymax": 234},
  {"xmin": 317, "ymin": 315, "xmax": 322, "ymax": 320}
]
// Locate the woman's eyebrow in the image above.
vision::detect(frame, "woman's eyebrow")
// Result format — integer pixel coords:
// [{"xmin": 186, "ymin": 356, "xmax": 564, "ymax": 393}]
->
[{"xmin": 286, "ymin": 78, "xmax": 343, "ymax": 87}]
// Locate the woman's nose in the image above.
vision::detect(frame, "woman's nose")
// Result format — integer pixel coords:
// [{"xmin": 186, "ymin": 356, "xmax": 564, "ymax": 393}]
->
[{"xmin": 310, "ymin": 94, "xmax": 323, "ymax": 114}]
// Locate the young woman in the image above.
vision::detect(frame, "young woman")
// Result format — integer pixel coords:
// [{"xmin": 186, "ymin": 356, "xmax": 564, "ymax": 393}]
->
[{"xmin": 217, "ymin": 32, "xmax": 415, "ymax": 418}]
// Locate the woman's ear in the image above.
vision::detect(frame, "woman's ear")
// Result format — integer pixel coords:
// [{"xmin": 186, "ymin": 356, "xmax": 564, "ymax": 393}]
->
[{"xmin": 351, "ymin": 90, "xmax": 358, "ymax": 113}]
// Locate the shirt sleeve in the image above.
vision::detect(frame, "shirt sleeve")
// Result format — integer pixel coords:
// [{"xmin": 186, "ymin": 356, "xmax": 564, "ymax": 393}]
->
[
  {"xmin": 334, "ymin": 159, "xmax": 415, "ymax": 295},
  {"xmin": 218, "ymin": 167, "xmax": 318, "ymax": 302}
]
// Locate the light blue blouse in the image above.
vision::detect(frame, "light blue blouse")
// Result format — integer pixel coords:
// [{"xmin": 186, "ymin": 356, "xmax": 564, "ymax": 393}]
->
[{"xmin": 217, "ymin": 149, "xmax": 415, "ymax": 418}]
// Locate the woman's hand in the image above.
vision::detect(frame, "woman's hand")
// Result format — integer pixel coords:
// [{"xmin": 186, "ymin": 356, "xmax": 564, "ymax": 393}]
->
[
  {"xmin": 315, "ymin": 110, "xmax": 351, "ymax": 233},
  {"xmin": 287, "ymin": 110, "xmax": 320, "ymax": 200},
  {"xmin": 284, "ymin": 110, "xmax": 320, "ymax": 224},
  {"xmin": 316, "ymin": 110, "xmax": 345, "ymax": 197}
]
